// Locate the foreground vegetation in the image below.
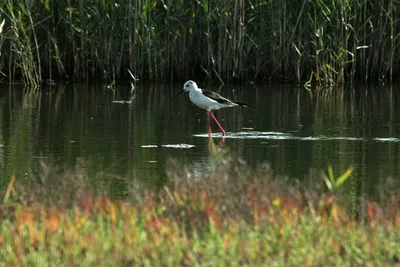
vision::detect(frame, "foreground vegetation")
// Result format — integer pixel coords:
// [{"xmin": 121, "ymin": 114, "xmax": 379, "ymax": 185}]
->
[
  {"xmin": 0, "ymin": 159, "xmax": 399, "ymax": 265},
  {"xmin": 0, "ymin": 0, "xmax": 399, "ymax": 86}
]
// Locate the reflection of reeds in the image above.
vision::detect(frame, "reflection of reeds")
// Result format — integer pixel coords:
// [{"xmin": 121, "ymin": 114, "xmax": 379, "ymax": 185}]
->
[{"xmin": 1, "ymin": 1, "xmax": 399, "ymax": 85}]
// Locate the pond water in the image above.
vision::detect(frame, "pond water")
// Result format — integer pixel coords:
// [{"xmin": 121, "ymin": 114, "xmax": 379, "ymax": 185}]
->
[{"xmin": 1, "ymin": 82, "xmax": 400, "ymax": 197}]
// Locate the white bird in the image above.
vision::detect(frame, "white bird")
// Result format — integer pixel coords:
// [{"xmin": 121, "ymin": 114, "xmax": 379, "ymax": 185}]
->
[{"xmin": 173, "ymin": 80, "xmax": 249, "ymax": 137}]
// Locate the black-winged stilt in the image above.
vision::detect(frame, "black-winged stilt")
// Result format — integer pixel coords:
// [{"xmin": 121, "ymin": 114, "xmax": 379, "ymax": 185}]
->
[{"xmin": 173, "ymin": 80, "xmax": 249, "ymax": 138}]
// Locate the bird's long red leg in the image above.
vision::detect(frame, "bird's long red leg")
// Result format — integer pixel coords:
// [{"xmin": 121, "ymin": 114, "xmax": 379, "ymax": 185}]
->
[
  {"xmin": 209, "ymin": 112, "xmax": 226, "ymax": 137},
  {"xmin": 207, "ymin": 112, "xmax": 213, "ymax": 150},
  {"xmin": 207, "ymin": 111, "xmax": 212, "ymax": 137}
]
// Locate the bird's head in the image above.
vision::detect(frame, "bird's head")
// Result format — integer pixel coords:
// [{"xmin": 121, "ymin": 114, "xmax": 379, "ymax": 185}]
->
[
  {"xmin": 183, "ymin": 80, "xmax": 198, "ymax": 92},
  {"xmin": 172, "ymin": 80, "xmax": 198, "ymax": 100}
]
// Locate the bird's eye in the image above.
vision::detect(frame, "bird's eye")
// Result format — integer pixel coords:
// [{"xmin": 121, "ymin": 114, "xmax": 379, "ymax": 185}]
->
[{"xmin": 186, "ymin": 84, "xmax": 189, "ymax": 87}]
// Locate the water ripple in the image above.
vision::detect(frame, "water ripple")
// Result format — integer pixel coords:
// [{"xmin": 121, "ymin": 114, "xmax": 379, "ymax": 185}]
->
[
  {"xmin": 373, "ymin": 138, "xmax": 400, "ymax": 142},
  {"xmin": 193, "ymin": 131, "xmax": 366, "ymax": 141},
  {"xmin": 161, "ymin": 144, "xmax": 196, "ymax": 149}
]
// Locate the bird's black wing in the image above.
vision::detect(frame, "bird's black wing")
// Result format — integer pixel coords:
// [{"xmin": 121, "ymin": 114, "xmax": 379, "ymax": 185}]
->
[
  {"xmin": 201, "ymin": 89, "xmax": 233, "ymax": 104},
  {"xmin": 201, "ymin": 89, "xmax": 250, "ymax": 107}
]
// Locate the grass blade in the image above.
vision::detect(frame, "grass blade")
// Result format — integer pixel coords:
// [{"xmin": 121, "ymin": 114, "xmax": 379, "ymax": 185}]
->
[
  {"xmin": 335, "ymin": 167, "xmax": 353, "ymax": 188},
  {"xmin": 3, "ymin": 174, "xmax": 16, "ymax": 204}
]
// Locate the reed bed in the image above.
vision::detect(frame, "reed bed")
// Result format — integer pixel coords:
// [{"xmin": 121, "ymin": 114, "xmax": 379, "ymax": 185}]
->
[
  {"xmin": 0, "ymin": 0, "xmax": 399, "ymax": 86},
  {"xmin": 0, "ymin": 159, "xmax": 399, "ymax": 265}
]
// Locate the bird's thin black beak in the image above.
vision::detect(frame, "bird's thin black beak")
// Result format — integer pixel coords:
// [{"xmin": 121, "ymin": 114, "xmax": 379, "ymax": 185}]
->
[{"xmin": 172, "ymin": 89, "xmax": 185, "ymax": 100}]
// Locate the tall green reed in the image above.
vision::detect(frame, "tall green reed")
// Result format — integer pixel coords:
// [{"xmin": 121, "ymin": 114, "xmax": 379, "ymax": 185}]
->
[{"xmin": 0, "ymin": 0, "xmax": 398, "ymax": 87}]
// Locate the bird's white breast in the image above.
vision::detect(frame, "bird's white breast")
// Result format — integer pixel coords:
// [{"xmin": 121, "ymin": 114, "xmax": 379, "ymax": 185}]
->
[{"xmin": 189, "ymin": 90, "xmax": 222, "ymax": 111}]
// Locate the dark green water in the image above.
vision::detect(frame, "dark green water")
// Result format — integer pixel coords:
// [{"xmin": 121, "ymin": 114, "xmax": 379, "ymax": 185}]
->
[{"xmin": 1, "ymin": 83, "xmax": 400, "ymax": 197}]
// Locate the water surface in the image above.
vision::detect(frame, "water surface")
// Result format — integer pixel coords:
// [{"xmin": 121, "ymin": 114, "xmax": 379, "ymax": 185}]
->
[{"xmin": 1, "ymin": 83, "xmax": 399, "ymax": 197}]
